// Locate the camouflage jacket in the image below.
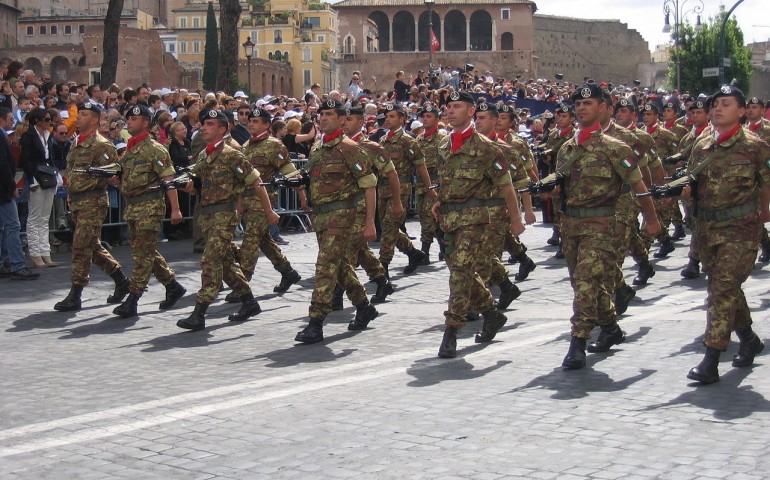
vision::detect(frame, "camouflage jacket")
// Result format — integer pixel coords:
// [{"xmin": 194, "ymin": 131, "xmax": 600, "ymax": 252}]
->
[
  {"xmin": 242, "ymin": 135, "xmax": 294, "ymax": 179},
  {"xmin": 120, "ymin": 134, "xmax": 175, "ymax": 219},
  {"xmin": 416, "ymin": 128, "xmax": 446, "ymax": 193},
  {"xmin": 664, "ymin": 119, "xmax": 689, "ymax": 141},
  {"xmin": 65, "ymin": 131, "xmax": 117, "ymax": 211},
  {"xmin": 379, "ymin": 127, "xmax": 425, "ymax": 196},
  {"xmin": 191, "ymin": 140, "xmax": 259, "ymax": 208},
  {"xmin": 746, "ymin": 120, "xmax": 770, "ymax": 145},
  {"xmin": 647, "ymin": 123, "xmax": 679, "ymax": 172},
  {"xmin": 545, "ymin": 127, "xmax": 574, "ymax": 160}
]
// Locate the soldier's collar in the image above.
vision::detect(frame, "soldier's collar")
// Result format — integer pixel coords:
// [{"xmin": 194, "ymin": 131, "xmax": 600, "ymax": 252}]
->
[{"xmin": 385, "ymin": 127, "xmax": 403, "ymax": 141}]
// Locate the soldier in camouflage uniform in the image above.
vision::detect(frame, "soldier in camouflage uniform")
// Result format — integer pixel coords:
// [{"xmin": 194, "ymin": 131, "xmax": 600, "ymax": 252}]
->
[
  {"xmin": 553, "ymin": 84, "xmax": 660, "ymax": 370},
  {"xmin": 681, "ymin": 85, "xmax": 770, "ymax": 384},
  {"xmin": 415, "ymin": 104, "xmax": 445, "ymax": 262},
  {"xmin": 177, "ymin": 109, "xmax": 280, "ymax": 331},
  {"xmin": 112, "ymin": 104, "xmax": 187, "ymax": 318},
  {"xmin": 54, "ymin": 102, "xmax": 131, "ymax": 312},
  {"xmin": 294, "ymin": 99, "xmax": 379, "ymax": 344},
  {"xmin": 225, "ymin": 107, "xmax": 301, "ymax": 302},
  {"xmin": 378, "ymin": 103, "xmax": 433, "ymax": 275},
  {"xmin": 662, "ymin": 101, "xmax": 689, "ymax": 142},
  {"xmin": 431, "ymin": 91, "xmax": 525, "ymax": 359},
  {"xmin": 474, "ymin": 101, "xmax": 534, "ymax": 310},
  {"xmin": 541, "ymin": 103, "xmax": 575, "ymax": 259},
  {"xmin": 745, "ymin": 96, "xmax": 770, "ymax": 263},
  {"xmin": 642, "ymin": 103, "xmax": 681, "ymax": 257}
]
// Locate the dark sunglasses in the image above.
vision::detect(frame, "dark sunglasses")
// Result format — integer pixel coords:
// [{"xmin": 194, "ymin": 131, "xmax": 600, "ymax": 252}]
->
[{"xmin": 42, "ymin": 117, "xmax": 51, "ymax": 121}]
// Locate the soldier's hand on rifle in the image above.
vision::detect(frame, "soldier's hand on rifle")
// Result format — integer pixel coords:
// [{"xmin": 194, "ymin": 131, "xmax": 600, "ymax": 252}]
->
[{"xmin": 679, "ymin": 185, "xmax": 692, "ymax": 201}]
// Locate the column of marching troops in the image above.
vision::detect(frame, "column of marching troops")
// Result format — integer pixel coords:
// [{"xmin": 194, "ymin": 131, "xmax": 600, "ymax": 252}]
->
[{"xmin": 50, "ymin": 82, "xmax": 770, "ymax": 385}]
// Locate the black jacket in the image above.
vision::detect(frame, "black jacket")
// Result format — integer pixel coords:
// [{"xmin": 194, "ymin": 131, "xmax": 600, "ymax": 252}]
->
[
  {"xmin": 20, "ymin": 127, "xmax": 53, "ymax": 182},
  {"xmin": 230, "ymin": 123, "xmax": 250, "ymax": 146},
  {"xmin": 0, "ymin": 133, "xmax": 16, "ymax": 204}
]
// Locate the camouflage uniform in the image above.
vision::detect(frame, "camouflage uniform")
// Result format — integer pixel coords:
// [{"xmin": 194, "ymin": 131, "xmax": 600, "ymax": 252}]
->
[
  {"xmin": 544, "ymin": 126, "xmax": 574, "ymax": 236},
  {"xmin": 378, "ymin": 127, "xmax": 424, "ymax": 265},
  {"xmin": 239, "ymin": 133, "xmax": 296, "ymax": 278},
  {"xmin": 664, "ymin": 119, "xmax": 689, "ymax": 142},
  {"xmin": 191, "ymin": 142, "xmax": 259, "ymax": 303},
  {"xmin": 747, "ymin": 119, "xmax": 770, "ymax": 259},
  {"xmin": 120, "ymin": 135, "xmax": 178, "ymax": 295},
  {"xmin": 647, "ymin": 123, "xmax": 681, "ymax": 241},
  {"xmin": 677, "ymin": 124, "xmax": 712, "ymax": 264},
  {"xmin": 557, "ymin": 130, "xmax": 643, "ymax": 338},
  {"xmin": 688, "ymin": 127, "xmax": 770, "ymax": 350},
  {"xmin": 415, "ymin": 127, "xmax": 446, "ymax": 246},
  {"xmin": 502, "ymin": 132, "xmax": 535, "ymax": 259},
  {"xmin": 66, "ymin": 132, "xmax": 122, "ymax": 285},
  {"xmin": 624, "ymin": 124, "xmax": 660, "ymax": 255}
]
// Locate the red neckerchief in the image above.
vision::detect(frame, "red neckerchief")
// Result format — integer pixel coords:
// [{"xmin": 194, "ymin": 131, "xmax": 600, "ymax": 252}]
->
[
  {"xmin": 487, "ymin": 131, "xmax": 497, "ymax": 141},
  {"xmin": 748, "ymin": 121, "xmax": 762, "ymax": 132},
  {"xmin": 686, "ymin": 118, "xmax": 693, "ymax": 125},
  {"xmin": 576, "ymin": 123, "xmax": 600, "ymax": 145},
  {"xmin": 386, "ymin": 127, "xmax": 401, "ymax": 141},
  {"xmin": 665, "ymin": 119, "xmax": 677, "ymax": 130},
  {"xmin": 251, "ymin": 131, "xmax": 270, "ymax": 142},
  {"xmin": 646, "ymin": 124, "xmax": 658, "ymax": 135},
  {"xmin": 205, "ymin": 140, "xmax": 222, "ymax": 156},
  {"xmin": 716, "ymin": 124, "xmax": 741, "ymax": 145},
  {"xmin": 693, "ymin": 124, "xmax": 707, "ymax": 138},
  {"xmin": 126, "ymin": 131, "xmax": 148, "ymax": 153},
  {"xmin": 77, "ymin": 131, "xmax": 93, "ymax": 145},
  {"xmin": 322, "ymin": 128, "xmax": 344, "ymax": 145},
  {"xmin": 559, "ymin": 126, "xmax": 573, "ymax": 138},
  {"xmin": 349, "ymin": 131, "xmax": 363, "ymax": 142},
  {"xmin": 450, "ymin": 123, "xmax": 474, "ymax": 152},
  {"xmin": 423, "ymin": 126, "xmax": 438, "ymax": 139}
]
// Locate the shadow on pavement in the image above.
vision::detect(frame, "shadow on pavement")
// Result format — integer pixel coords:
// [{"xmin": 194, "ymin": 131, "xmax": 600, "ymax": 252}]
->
[
  {"xmin": 58, "ymin": 316, "xmax": 152, "ymax": 339},
  {"xmin": 663, "ymin": 335, "xmax": 706, "ymax": 358},
  {"xmin": 506, "ymin": 367, "xmax": 656, "ymax": 400},
  {"xmin": 406, "ymin": 357, "xmax": 512, "ymax": 387},
  {"xmin": 7, "ymin": 307, "xmax": 113, "ymax": 333},
  {"xmin": 238, "ymin": 344, "xmax": 357, "ymax": 367},
  {"xmin": 119, "ymin": 321, "xmax": 257, "ymax": 352}
]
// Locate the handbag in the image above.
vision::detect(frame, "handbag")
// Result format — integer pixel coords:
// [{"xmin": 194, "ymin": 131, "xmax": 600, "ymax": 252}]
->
[{"xmin": 34, "ymin": 163, "xmax": 59, "ymax": 189}]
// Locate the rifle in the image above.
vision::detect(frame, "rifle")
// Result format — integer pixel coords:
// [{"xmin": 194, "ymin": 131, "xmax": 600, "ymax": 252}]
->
[
  {"xmin": 149, "ymin": 172, "xmax": 194, "ymax": 192},
  {"xmin": 518, "ymin": 172, "xmax": 563, "ymax": 195},
  {"xmin": 259, "ymin": 169, "xmax": 310, "ymax": 189},
  {"xmin": 71, "ymin": 163, "xmax": 122, "ymax": 178},
  {"xmin": 636, "ymin": 169, "xmax": 696, "ymax": 199},
  {"xmin": 662, "ymin": 153, "xmax": 684, "ymax": 166}
]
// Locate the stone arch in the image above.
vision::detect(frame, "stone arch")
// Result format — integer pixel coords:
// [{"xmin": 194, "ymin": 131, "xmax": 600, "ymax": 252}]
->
[
  {"xmin": 280, "ymin": 75, "xmax": 286, "ymax": 94},
  {"xmin": 283, "ymin": 51, "xmax": 289, "ymax": 63},
  {"xmin": 367, "ymin": 11, "xmax": 389, "ymax": 52},
  {"xmin": 418, "ymin": 11, "xmax": 441, "ymax": 52},
  {"xmin": 274, "ymin": 49, "xmax": 282, "ymax": 61},
  {"xmin": 23, "ymin": 57, "xmax": 43, "ymax": 76},
  {"xmin": 501, "ymin": 32, "xmax": 514, "ymax": 51},
  {"xmin": 77, "ymin": 56, "xmax": 86, "ymax": 67},
  {"xmin": 392, "ymin": 11, "xmax": 415, "ymax": 52},
  {"xmin": 50, "ymin": 56, "xmax": 71, "ymax": 82},
  {"xmin": 268, "ymin": 52, "xmax": 274, "ymax": 60},
  {"xmin": 443, "ymin": 10, "xmax": 466, "ymax": 51},
  {"xmin": 271, "ymin": 73, "xmax": 276, "ymax": 94},
  {"xmin": 343, "ymin": 33, "xmax": 355, "ymax": 54},
  {"xmin": 469, "ymin": 10, "xmax": 492, "ymax": 51},
  {"xmin": 261, "ymin": 71, "xmax": 267, "ymax": 94}
]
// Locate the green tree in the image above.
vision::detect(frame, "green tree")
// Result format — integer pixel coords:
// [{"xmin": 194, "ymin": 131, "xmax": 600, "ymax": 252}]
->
[
  {"xmin": 668, "ymin": 7, "xmax": 752, "ymax": 94},
  {"xmin": 202, "ymin": 1, "xmax": 219, "ymax": 91},
  {"xmin": 216, "ymin": 0, "xmax": 243, "ymax": 93}
]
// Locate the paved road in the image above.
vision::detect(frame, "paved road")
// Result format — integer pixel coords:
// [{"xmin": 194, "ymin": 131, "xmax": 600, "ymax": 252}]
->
[{"xmin": 2, "ymin": 217, "xmax": 770, "ymax": 479}]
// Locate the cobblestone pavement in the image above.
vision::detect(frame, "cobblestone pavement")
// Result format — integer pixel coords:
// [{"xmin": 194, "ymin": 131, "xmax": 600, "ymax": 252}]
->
[{"xmin": 2, "ymin": 215, "xmax": 770, "ymax": 479}]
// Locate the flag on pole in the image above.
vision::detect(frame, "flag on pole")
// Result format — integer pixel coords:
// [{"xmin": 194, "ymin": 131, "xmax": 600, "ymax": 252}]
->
[{"xmin": 431, "ymin": 30, "xmax": 440, "ymax": 53}]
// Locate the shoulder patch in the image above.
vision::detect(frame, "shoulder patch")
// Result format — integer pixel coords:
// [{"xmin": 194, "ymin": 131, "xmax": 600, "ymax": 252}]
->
[
  {"xmin": 156, "ymin": 159, "xmax": 165, "ymax": 168},
  {"xmin": 621, "ymin": 157, "xmax": 636, "ymax": 169},
  {"xmin": 353, "ymin": 161, "xmax": 364, "ymax": 172},
  {"xmin": 235, "ymin": 166, "xmax": 244, "ymax": 174},
  {"xmin": 377, "ymin": 154, "xmax": 387, "ymax": 163},
  {"xmin": 493, "ymin": 160, "xmax": 504, "ymax": 171}
]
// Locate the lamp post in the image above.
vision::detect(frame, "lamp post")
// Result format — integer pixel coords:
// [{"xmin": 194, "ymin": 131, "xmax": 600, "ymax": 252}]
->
[
  {"xmin": 242, "ymin": 36, "xmax": 255, "ymax": 98},
  {"xmin": 425, "ymin": 0, "xmax": 435, "ymax": 72},
  {"xmin": 719, "ymin": 0, "xmax": 745, "ymax": 85},
  {"xmin": 662, "ymin": 0, "xmax": 703, "ymax": 92}
]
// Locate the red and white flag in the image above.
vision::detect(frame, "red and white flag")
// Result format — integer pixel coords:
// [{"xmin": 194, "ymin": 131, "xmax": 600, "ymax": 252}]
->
[{"xmin": 431, "ymin": 30, "xmax": 440, "ymax": 53}]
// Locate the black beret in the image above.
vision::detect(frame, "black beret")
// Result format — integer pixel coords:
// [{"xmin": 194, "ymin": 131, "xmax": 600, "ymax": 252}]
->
[
  {"xmin": 642, "ymin": 103, "xmax": 659, "ymax": 113},
  {"xmin": 318, "ymin": 98, "xmax": 344, "ymax": 111},
  {"xmin": 200, "ymin": 108, "xmax": 227, "ymax": 122},
  {"xmin": 346, "ymin": 107, "xmax": 364, "ymax": 116},
  {"xmin": 77, "ymin": 101, "xmax": 102, "ymax": 114},
  {"xmin": 688, "ymin": 100, "xmax": 708, "ymax": 111},
  {"xmin": 476, "ymin": 102, "xmax": 498, "ymax": 113},
  {"xmin": 124, "ymin": 104, "xmax": 152, "ymax": 119},
  {"xmin": 711, "ymin": 84, "xmax": 746, "ymax": 106},
  {"xmin": 249, "ymin": 107, "xmax": 272, "ymax": 120},
  {"xmin": 570, "ymin": 83, "xmax": 603, "ymax": 102},
  {"xmin": 418, "ymin": 104, "xmax": 439, "ymax": 116},
  {"xmin": 615, "ymin": 98, "xmax": 637, "ymax": 111},
  {"xmin": 554, "ymin": 102, "xmax": 575, "ymax": 114},
  {"xmin": 446, "ymin": 90, "xmax": 474, "ymax": 105},
  {"xmin": 747, "ymin": 96, "xmax": 763, "ymax": 106},
  {"xmin": 222, "ymin": 110, "xmax": 236, "ymax": 123},
  {"xmin": 384, "ymin": 103, "xmax": 404, "ymax": 114},
  {"xmin": 663, "ymin": 101, "xmax": 678, "ymax": 110}
]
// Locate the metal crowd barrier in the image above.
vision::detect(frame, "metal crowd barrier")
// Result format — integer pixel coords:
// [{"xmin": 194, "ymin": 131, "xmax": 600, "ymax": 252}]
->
[{"xmin": 276, "ymin": 156, "xmax": 312, "ymax": 232}]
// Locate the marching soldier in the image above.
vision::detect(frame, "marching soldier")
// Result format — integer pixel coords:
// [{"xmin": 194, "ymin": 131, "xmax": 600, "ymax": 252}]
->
[
  {"xmin": 681, "ymin": 85, "xmax": 770, "ymax": 384},
  {"xmin": 112, "ymin": 104, "xmax": 187, "ymax": 318},
  {"xmin": 294, "ymin": 99, "xmax": 379, "ymax": 344},
  {"xmin": 553, "ymin": 84, "xmax": 660, "ymax": 370},
  {"xmin": 431, "ymin": 91, "xmax": 525, "ymax": 358},
  {"xmin": 662, "ymin": 101, "xmax": 689, "ymax": 141},
  {"xmin": 541, "ymin": 102, "xmax": 575, "ymax": 258},
  {"xmin": 415, "ymin": 104, "xmax": 446, "ymax": 262},
  {"xmin": 54, "ymin": 102, "xmax": 131, "ymax": 312},
  {"xmin": 745, "ymin": 96, "xmax": 770, "ymax": 263},
  {"xmin": 177, "ymin": 109, "xmax": 279, "ymax": 331}
]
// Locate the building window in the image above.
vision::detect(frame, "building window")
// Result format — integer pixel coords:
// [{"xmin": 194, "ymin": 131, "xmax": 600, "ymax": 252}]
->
[
  {"xmin": 79, "ymin": 25, "xmax": 85, "ymax": 34},
  {"xmin": 180, "ymin": 41, "xmax": 187, "ymax": 53},
  {"xmin": 64, "ymin": 25, "xmax": 72, "ymax": 34},
  {"xmin": 26, "ymin": 26, "xmax": 33, "ymax": 35},
  {"xmin": 304, "ymin": 69, "xmax": 311, "ymax": 86},
  {"xmin": 305, "ymin": 17, "xmax": 321, "ymax": 28},
  {"xmin": 40, "ymin": 26, "xmax": 47, "ymax": 35},
  {"xmin": 192, "ymin": 17, "xmax": 200, "ymax": 28},
  {"xmin": 274, "ymin": 30, "xmax": 282, "ymax": 43},
  {"xmin": 167, "ymin": 43, "xmax": 175, "ymax": 53},
  {"xmin": 316, "ymin": 34, "xmax": 325, "ymax": 43},
  {"xmin": 193, "ymin": 41, "xmax": 201, "ymax": 53},
  {"xmin": 51, "ymin": 25, "xmax": 58, "ymax": 35},
  {"xmin": 501, "ymin": 9, "xmax": 510, "ymax": 20},
  {"xmin": 179, "ymin": 17, "xmax": 187, "ymax": 28},
  {"xmin": 302, "ymin": 48, "xmax": 311, "ymax": 61}
]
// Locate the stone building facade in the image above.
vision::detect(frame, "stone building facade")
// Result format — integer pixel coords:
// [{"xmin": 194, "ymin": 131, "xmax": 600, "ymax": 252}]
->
[{"xmin": 0, "ymin": 0, "xmax": 20, "ymax": 49}]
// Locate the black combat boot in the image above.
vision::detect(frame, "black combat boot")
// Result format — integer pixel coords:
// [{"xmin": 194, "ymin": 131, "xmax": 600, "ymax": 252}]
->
[
  {"xmin": 733, "ymin": 328, "xmax": 765, "ymax": 367},
  {"xmin": 653, "ymin": 238, "xmax": 675, "ymax": 258},
  {"xmin": 274, "ymin": 269, "xmax": 301, "ymax": 293},
  {"xmin": 680, "ymin": 258, "xmax": 700, "ymax": 279},
  {"xmin": 687, "ymin": 347, "xmax": 721, "ymax": 384},
  {"xmin": 295, "ymin": 317, "xmax": 324, "ymax": 344},
  {"xmin": 587, "ymin": 324, "xmax": 626, "ymax": 353},
  {"xmin": 547, "ymin": 229, "xmax": 560, "ymax": 246},
  {"xmin": 496, "ymin": 278, "xmax": 521, "ymax": 310},
  {"xmin": 331, "ymin": 285, "xmax": 344, "ymax": 311},
  {"xmin": 438, "ymin": 326, "xmax": 459, "ymax": 358},
  {"xmin": 228, "ymin": 292, "xmax": 261, "ymax": 321},
  {"xmin": 633, "ymin": 260, "xmax": 655, "ymax": 285},
  {"xmin": 159, "ymin": 280, "xmax": 186, "ymax": 310},
  {"xmin": 403, "ymin": 247, "xmax": 427, "ymax": 274},
  {"xmin": 106, "ymin": 269, "xmax": 130, "ymax": 304},
  {"xmin": 672, "ymin": 223, "xmax": 686, "ymax": 240},
  {"xmin": 554, "ymin": 241, "xmax": 565, "ymax": 259},
  {"xmin": 348, "ymin": 300, "xmax": 378, "ymax": 330},
  {"xmin": 177, "ymin": 302, "xmax": 209, "ymax": 331},
  {"xmin": 759, "ymin": 238, "xmax": 770, "ymax": 263},
  {"xmin": 382, "ymin": 262, "xmax": 390, "ymax": 280},
  {"xmin": 54, "ymin": 285, "xmax": 85, "ymax": 312},
  {"xmin": 225, "ymin": 290, "xmax": 241, "ymax": 303},
  {"xmin": 371, "ymin": 277, "xmax": 395, "ymax": 304},
  {"xmin": 562, "ymin": 336, "xmax": 587, "ymax": 370},
  {"xmin": 113, "ymin": 293, "xmax": 140, "ymax": 318},
  {"xmin": 466, "ymin": 308, "xmax": 480, "ymax": 322},
  {"xmin": 515, "ymin": 254, "xmax": 536, "ymax": 281},
  {"xmin": 475, "ymin": 309, "xmax": 507, "ymax": 343},
  {"xmin": 614, "ymin": 284, "xmax": 636, "ymax": 315},
  {"xmin": 420, "ymin": 241, "xmax": 431, "ymax": 265}
]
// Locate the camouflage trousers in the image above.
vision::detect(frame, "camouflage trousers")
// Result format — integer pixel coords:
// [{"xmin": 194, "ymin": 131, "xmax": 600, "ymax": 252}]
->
[
  {"xmin": 311, "ymin": 217, "xmax": 367, "ymax": 320},
  {"xmin": 562, "ymin": 216, "xmax": 618, "ymax": 338},
  {"xmin": 477, "ymin": 205, "xmax": 509, "ymax": 286},
  {"xmin": 653, "ymin": 198, "xmax": 678, "ymax": 243},
  {"xmin": 444, "ymin": 224, "xmax": 494, "ymax": 328},
  {"xmin": 378, "ymin": 194, "xmax": 413, "ymax": 264},
  {"xmin": 70, "ymin": 205, "xmax": 121, "ymax": 286},
  {"xmin": 196, "ymin": 211, "xmax": 250, "ymax": 304},
  {"xmin": 613, "ymin": 193, "xmax": 646, "ymax": 289},
  {"xmin": 698, "ymin": 229, "xmax": 758, "ymax": 351},
  {"xmin": 416, "ymin": 192, "xmax": 437, "ymax": 244},
  {"xmin": 126, "ymin": 214, "xmax": 175, "ymax": 295},
  {"xmin": 350, "ymin": 204, "xmax": 386, "ymax": 281},
  {"xmin": 686, "ymin": 218, "xmax": 700, "ymax": 262},
  {"xmin": 504, "ymin": 232, "xmax": 527, "ymax": 257},
  {"xmin": 239, "ymin": 200, "xmax": 292, "ymax": 277}
]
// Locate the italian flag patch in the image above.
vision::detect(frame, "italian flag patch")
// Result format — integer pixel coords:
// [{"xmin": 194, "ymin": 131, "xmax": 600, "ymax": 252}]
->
[
  {"xmin": 156, "ymin": 159, "xmax": 164, "ymax": 168},
  {"xmin": 766, "ymin": 159, "xmax": 770, "ymax": 169},
  {"xmin": 509, "ymin": 163, "xmax": 517, "ymax": 171},
  {"xmin": 278, "ymin": 154, "xmax": 284, "ymax": 160},
  {"xmin": 235, "ymin": 166, "xmax": 244, "ymax": 174},
  {"xmin": 408, "ymin": 149, "xmax": 415, "ymax": 155},
  {"xmin": 493, "ymin": 161, "xmax": 504, "ymax": 171},
  {"xmin": 353, "ymin": 162, "xmax": 364, "ymax": 172},
  {"xmin": 621, "ymin": 157, "xmax": 635, "ymax": 169}
]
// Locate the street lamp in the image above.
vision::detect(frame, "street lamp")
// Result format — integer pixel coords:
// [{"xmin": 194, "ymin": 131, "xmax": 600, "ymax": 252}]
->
[
  {"xmin": 662, "ymin": 0, "xmax": 703, "ymax": 92},
  {"xmin": 719, "ymin": 0, "xmax": 745, "ymax": 84},
  {"xmin": 425, "ymin": 0, "xmax": 435, "ymax": 72},
  {"xmin": 242, "ymin": 36, "xmax": 255, "ymax": 98}
]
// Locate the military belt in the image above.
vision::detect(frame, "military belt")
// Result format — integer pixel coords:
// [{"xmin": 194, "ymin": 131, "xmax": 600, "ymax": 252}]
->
[
  {"xmin": 439, "ymin": 198, "xmax": 497, "ymax": 215},
  {"xmin": 620, "ymin": 185, "xmax": 631, "ymax": 194},
  {"xmin": 198, "ymin": 201, "xmax": 235, "ymax": 215},
  {"xmin": 564, "ymin": 206, "xmax": 616, "ymax": 218},
  {"xmin": 124, "ymin": 190, "xmax": 164, "ymax": 205},
  {"xmin": 694, "ymin": 200, "xmax": 757, "ymax": 222},
  {"xmin": 69, "ymin": 189, "xmax": 106, "ymax": 202},
  {"xmin": 313, "ymin": 193, "xmax": 362, "ymax": 215}
]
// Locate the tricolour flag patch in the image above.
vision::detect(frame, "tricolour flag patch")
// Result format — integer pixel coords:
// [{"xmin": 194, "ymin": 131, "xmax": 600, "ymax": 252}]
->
[
  {"xmin": 493, "ymin": 161, "xmax": 504, "ymax": 171},
  {"xmin": 509, "ymin": 163, "xmax": 517, "ymax": 171},
  {"xmin": 765, "ymin": 159, "xmax": 770, "ymax": 169},
  {"xmin": 156, "ymin": 159, "xmax": 164, "ymax": 167},
  {"xmin": 408, "ymin": 149, "xmax": 415, "ymax": 155},
  {"xmin": 278, "ymin": 154, "xmax": 284, "ymax": 160},
  {"xmin": 353, "ymin": 162, "xmax": 364, "ymax": 172},
  {"xmin": 235, "ymin": 166, "xmax": 244, "ymax": 174},
  {"xmin": 621, "ymin": 157, "xmax": 636, "ymax": 169}
]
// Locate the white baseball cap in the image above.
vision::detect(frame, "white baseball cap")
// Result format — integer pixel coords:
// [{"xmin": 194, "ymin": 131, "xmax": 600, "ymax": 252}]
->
[
  {"xmin": 234, "ymin": 91, "xmax": 248, "ymax": 99},
  {"xmin": 410, "ymin": 120, "xmax": 423, "ymax": 130}
]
